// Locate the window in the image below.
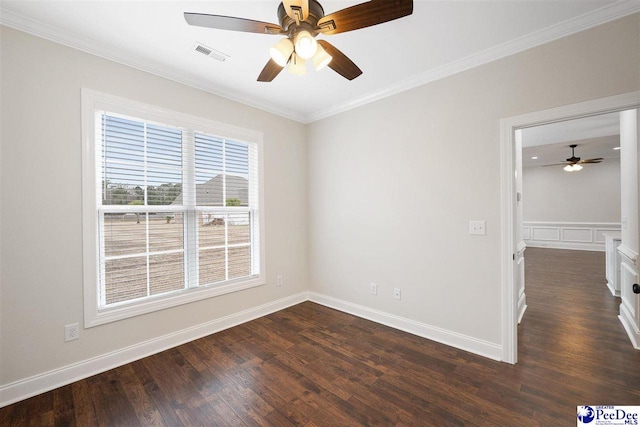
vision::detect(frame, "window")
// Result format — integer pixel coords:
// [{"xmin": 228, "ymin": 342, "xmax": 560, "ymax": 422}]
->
[{"xmin": 82, "ymin": 89, "xmax": 264, "ymax": 327}]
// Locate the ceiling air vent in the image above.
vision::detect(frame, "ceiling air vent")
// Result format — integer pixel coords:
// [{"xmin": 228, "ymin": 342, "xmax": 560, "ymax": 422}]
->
[{"xmin": 193, "ymin": 42, "xmax": 229, "ymax": 62}]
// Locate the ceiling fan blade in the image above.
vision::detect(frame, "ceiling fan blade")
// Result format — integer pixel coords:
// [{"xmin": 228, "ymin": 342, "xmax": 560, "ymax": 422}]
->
[
  {"xmin": 317, "ymin": 0, "xmax": 413, "ymax": 35},
  {"xmin": 542, "ymin": 162, "xmax": 570, "ymax": 167},
  {"xmin": 282, "ymin": 0, "xmax": 309, "ymax": 22},
  {"xmin": 184, "ymin": 12, "xmax": 284, "ymax": 35},
  {"xmin": 578, "ymin": 158, "xmax": 604, "ymax": 164},
  {"xmin": 257, "ymin": 59, "xmax": 285, "ymax": 82},
  {"xmin": 318, "ymin": 40, "xmax": 363, "ymax": 80}
]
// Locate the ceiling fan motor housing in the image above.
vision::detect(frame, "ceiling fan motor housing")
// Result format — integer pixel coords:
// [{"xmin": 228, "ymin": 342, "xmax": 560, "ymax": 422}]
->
[
  {"xmin": 566, "ymin": 144, "xmax": 580, "ymax": 163},
  {"xmin": 184, "ymin": 0, "xmax": 413, "ymax": 82},
  {"xmin": 277, "ymin": 0, "xmax": 325, "ymax": 34}
]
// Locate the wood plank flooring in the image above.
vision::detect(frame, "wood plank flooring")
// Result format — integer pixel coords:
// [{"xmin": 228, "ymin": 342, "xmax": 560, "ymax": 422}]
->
[{"xmin": 2, "ymin": 247, "xmax": 639, "ymax": 426}]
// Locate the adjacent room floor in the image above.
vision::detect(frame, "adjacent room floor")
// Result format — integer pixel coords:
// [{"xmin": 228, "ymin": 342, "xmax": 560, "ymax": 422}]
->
[{"xmin": 1, "ymin": 247, "xmax": 639, "ymax": 426}]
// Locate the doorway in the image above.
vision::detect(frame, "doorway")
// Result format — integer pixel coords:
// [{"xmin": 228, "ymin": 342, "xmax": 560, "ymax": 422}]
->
[{"xmin": 499, "ymin": 91, "xmax": 640, "ymax": 364}]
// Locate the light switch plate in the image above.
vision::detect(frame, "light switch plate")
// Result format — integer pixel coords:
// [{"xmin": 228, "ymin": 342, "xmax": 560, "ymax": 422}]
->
[{"xmin": 469, "ymin": 220, "xmax": 486, "ymax": 235}]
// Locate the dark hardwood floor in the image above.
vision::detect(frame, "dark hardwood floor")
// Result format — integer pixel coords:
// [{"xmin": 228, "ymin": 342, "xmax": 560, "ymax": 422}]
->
[{"xmin": 2, "ymin": 247, "xmax": 639, "ymax": 426}]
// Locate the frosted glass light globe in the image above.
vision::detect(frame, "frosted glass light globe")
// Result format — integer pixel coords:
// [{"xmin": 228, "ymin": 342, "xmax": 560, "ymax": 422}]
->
[
  {"xmin": 294, "ymin": 31, "xmax": 317, "ymax": 60},
  {"xmin": 269, "ymin": 38, "xmax": 293, "ymax": 67}
]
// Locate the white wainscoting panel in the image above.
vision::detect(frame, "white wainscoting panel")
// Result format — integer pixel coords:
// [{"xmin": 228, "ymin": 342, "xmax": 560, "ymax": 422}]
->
[
  {"xmin": 516, "ymin": 241, "xmax": 527, "ymax": 324},
  {"xmin": 531, "ymin": 227, "xmax": 560, "ymax": 241},
  {"xmin": 618, "ymin": 248, "xmax": 640, "ymax": 349},
  {"xmin": 595, "ymin": 229, "xmax": 613, "ymax": 243},
  {"xmin": 523, "ymin": 222, "xmax": 620, "ymax": 251},
  {"xmin": 561, "ymin": 227, "xmax": 593, "ymax": 243}
]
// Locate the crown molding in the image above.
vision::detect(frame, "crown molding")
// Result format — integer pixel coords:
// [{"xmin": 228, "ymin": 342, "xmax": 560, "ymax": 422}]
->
[
  {"xmin": 2, "ymin": 1, "xmax": 639, "ymax": 125},
  {"xmin": 0, "ymin": 9, "xmax": 307, "ymax": 124},
  {"xmin": 306, "ymin": 0, "xmax": 640, "ymax": 123}
]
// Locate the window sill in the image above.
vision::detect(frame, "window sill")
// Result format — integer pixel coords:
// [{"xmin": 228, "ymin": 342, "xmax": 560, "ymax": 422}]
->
[{"xmin": 85, "ymin": 276, "xmax": 265, "ymax": 328}]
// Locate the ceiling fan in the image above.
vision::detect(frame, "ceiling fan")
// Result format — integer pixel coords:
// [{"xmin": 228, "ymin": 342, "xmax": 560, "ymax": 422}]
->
[
  {"xmin": 543, "ymin": 144, "xmax": 603, "ymax": 172},
  {"xmin": 184, "ymin": 0, "xmax": 413, "ymax": 82}
]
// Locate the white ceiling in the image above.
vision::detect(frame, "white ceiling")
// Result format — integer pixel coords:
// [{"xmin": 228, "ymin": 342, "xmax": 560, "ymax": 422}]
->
[
  {"xmin": 1, "ymin": 0, "xmax": 638, "ymax": 123},
  {"xmin": 522, "ymin": 112, "xmax": 621, "ymax": 168}
]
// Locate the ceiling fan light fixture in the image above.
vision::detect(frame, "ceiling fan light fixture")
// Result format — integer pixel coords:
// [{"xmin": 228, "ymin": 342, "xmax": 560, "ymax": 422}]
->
[
  {"xmin": 185, "ymin": 0, "xmax": 414, "ymax": 82},
  {"xmin": 288, "ymin": 52, "xmax": 307, "ymax": 75},
  {"xmin": 564, "ymin": 164, "xmax": 584, "ymax": 172},
  {"xmin": 312, "ymin": 44, "xmax": 332, "ymax": 71},
  {"xmin": 294, "ymin": 30, "xmax": 317, "ymax": 59},
  {"xmin": 269, "ymin": 38, "xmax": 294, "ymax": 67}
]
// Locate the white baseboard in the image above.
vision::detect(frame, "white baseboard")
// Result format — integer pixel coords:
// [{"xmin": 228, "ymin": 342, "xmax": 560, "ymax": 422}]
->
[
  {"xmin": 1, "ymin": 290, "xmax": 508, "ymax": 408},
  {"xmin": 525, "ymin": 241, "xmax": 606, "ymax": 252},
  {"xmin": 0, "ymin": 292, "xmax": 309, "ymax": 408},
  {"xmin": 523, "ymin": 222, "xmax": 620, "ymax": 252},
  {"xmin": 308, "ymin": 292, "xmax": 503, "ymax": 362},
  {"xmin": 517, "ymin": 292, "xmax": 528, "ymax": 324},
  {"xmin": 618, "ymin": 251, "xmax": 639, "ymax": 350},
  {"xmin": 619, "ymin": 307, "xmax": 640, "ymax": 350},
  {"xmin": 606, "ymin": 280, "xmax": 620, "ymax": 297}
]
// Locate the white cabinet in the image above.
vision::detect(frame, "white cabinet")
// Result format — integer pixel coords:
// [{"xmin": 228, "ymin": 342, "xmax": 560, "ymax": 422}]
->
[{"xmin": 604, "ymin": 232, "xmax": 622, "ymax": 296}]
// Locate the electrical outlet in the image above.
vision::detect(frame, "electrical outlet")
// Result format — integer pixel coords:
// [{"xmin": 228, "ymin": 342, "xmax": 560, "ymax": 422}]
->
[
  {"xmin": 277, "ymin": 275, "xmax": 283, "ymax": 286},
  {"xmin": 469, "ymin": 220, "xmax": 486, "ymax": 235},
  {"xmin": 64, "ymin": 323, "xmax": 80, "ymax": 342},
  {"xmin": 370, "ymin": 282, "xmax": 377, "ymax": 295},
  {"xmin": 393, "ymin": 288, "xmax": 401, "ymax": 300}
]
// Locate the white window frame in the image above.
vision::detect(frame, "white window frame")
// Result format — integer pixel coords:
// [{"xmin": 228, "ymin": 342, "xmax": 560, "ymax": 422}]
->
[{"xmin": 81, "ymin": 88, "xmax": 265, "ymax": 327}]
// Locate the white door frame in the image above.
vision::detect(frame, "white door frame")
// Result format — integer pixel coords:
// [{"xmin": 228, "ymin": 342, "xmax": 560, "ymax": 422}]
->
[{"xmin": 499, "ymin": 91, "xmax": 640, "ymax": 364}]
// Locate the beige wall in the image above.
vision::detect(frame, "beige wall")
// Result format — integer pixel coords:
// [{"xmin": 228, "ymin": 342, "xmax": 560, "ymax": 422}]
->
[
  {"xmin": 523, "ymin": 159, "xmax": 621, "ymax": 223},
  {"xmin": 1, "ymin": 12, "xmax": 639, "ymax": 394},
  {"xmin": 0, "ymin": 26, "xmax": 308, "ymax": 385},
  {"xmin": 307, "ymin": 14, "xmax": 639, "ymax": 344}
]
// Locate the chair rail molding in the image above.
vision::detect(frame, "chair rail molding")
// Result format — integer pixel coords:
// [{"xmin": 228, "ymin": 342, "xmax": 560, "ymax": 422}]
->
[{"xmin": 523, "ymin": 221, "xmax": 621, "ymax": 251}]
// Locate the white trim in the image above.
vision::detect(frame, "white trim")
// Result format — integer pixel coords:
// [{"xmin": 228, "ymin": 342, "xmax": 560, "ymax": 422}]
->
[
  {"xmin": 517, "ymin": 292, "xmax": 528, "ymax": 324},
  {"xmin": 296, "ymin": 1, "xmax": 640, "ymax": 122},
  {"xmin": 0, "ymin": 290, "xmax": 506, "ymax": 407},
  {"xmin": 618, "ymin": 258, "xmax": 640, "ymax": 350},
  {"xmin": 517, "ymin": 244, "xmax": 527, "ymax": 324},
  {"xmin": 531, "ymin": 227, "xmax": 561, "ymax": 242},
  {"xmin": 618, "ymin": 244, "xmax": 640, "ymax": 264},
  {"xmin": 81, "ymin": 88, "xmax": 266, "ymax": 327},
  {"xmin": 500, "ymin": 91, "xmax": 640, "ymax": 364},
  {"xmin": 606, "ymin": 281, "xmax": 620, "ymax": 298},
  {"xmin": 523, "ymin": 221, "xmax": 621, "ymax": 252},
  {"xmin": 0, "ymin": 292, "xmax": 309, "ymax": 408},
  {"xmin": 500, "ymin": 109, "xmax": 518, "ymax": 364},
  {"xmin": 0, "ymin": 11, "xmax": 306, "ymax": 124},
  {"xmin": 2, "ymin": 2, "xmax": 639, "ymax": 124},
  {"xmin": 562, "ymin": 228, "xmax": 593, "ymax": 243},
  {"xmin": 618, "ymin": 312, "xmax": 640, "ymax": 350},
  {"xmin": 4, "ymin": 285, "xmax": 558, "ymax": 407},
  {"xmin": 308, "ymin": 292, "xmax": 503, "ymax": 362}
]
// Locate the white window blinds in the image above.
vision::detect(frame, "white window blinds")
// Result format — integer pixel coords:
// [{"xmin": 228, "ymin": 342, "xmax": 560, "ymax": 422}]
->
[{"xmin": 96, "ymin": 111, "xmax": 260, "ymax": 310}]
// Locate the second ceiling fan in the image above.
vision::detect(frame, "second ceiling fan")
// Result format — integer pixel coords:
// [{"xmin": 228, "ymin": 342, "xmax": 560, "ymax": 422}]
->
[
  {"xmin": 184, "ymin": 0, "xmax": 414, "ymax": 82},
  {"xmin": 543, "ymin": 144, "xmax": 603, "ymax": 172}
]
